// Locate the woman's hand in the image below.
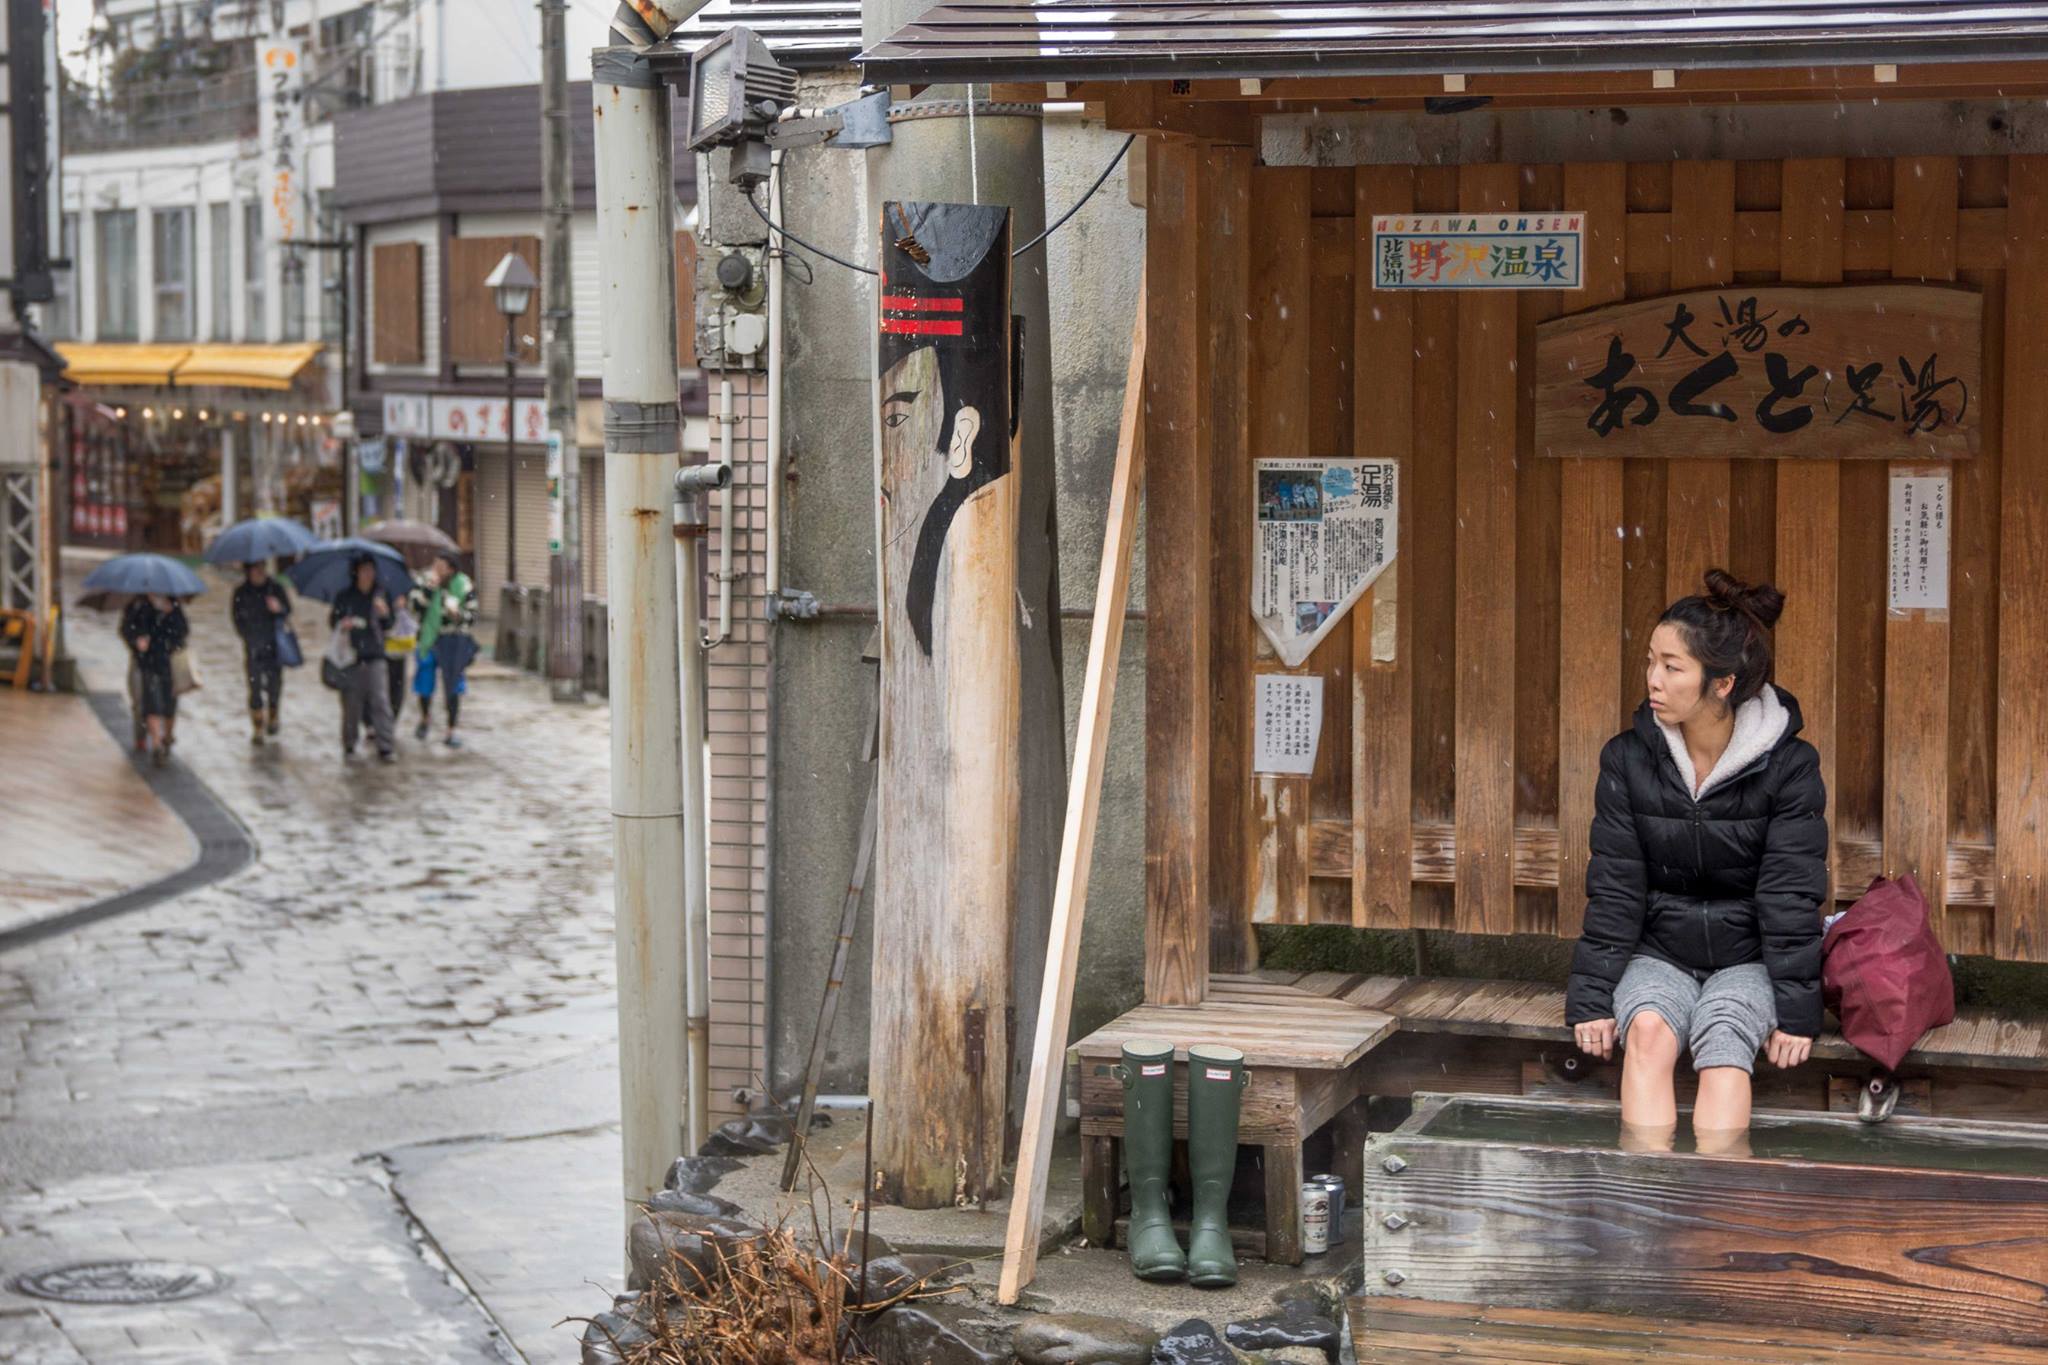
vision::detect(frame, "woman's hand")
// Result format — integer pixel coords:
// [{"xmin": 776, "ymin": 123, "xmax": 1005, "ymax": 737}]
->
[
  {"xmin": 373, "ymin": 596, "xmax": 391, "ymax": 618},
  {"xmin": 134, "ymin": 636, "xmax": 150, "ymax": 653},
  {"xmin": 1766, "ymin": 1030, "xmax": 1812, "ymax": 1069},
  {"xmin": 268, "ymin": 598, "xmax": 283, "ymax": 614},
  {"xmin": 1574, "ymin": 1018, "xmax": 1617, "ymax": 1061}
]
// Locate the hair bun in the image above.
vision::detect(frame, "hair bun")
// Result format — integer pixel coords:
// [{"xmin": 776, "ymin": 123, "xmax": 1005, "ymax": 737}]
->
[{"xmin": 1702, "ymin": 568, "xmax": 1786, "ymax": 630}]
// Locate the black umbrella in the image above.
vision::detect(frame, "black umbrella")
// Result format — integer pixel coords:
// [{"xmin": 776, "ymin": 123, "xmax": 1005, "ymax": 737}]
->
[
  {"xmin": 285, "ymin": 538, "xmax": 413, "ymax": 603},
  {"xmin": 76, "ymin": 553, "xmax": 208, "ymax": 611}
]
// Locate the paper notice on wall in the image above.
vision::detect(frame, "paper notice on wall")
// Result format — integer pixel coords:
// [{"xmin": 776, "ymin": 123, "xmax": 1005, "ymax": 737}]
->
[
  {"xmin": 1888, "ymin": 473, "xmax": 1950, "ymax": 613},
  {"xmin": 1252, "ymin": 459, "xmax": 1399, "ymax": 667},
  {"xmin": 1255, "ymin": 674, "xmax": 1324, "ymax": 775}
]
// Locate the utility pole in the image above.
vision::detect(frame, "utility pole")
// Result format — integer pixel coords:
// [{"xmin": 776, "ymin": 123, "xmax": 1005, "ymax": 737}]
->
[
  {"xmin": 862, "ymin": 0, "xmax": 1067, "ymax": 1206},
  {"xmin": 540, "ymin": 0, "xmax": 583, "ymax": 700},
  {"xmin": 592, "ymin": 23, "xmax": 694, "ymax": 1237}
]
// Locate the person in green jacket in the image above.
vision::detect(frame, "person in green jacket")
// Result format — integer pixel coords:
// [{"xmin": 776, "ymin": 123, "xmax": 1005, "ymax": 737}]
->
[{"xmin": 407, "ymin": 551, "xmax": 479, "ymax": 747}]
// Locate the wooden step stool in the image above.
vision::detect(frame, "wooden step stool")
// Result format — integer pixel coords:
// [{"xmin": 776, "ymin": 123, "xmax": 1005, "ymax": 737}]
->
[{"xmin": 1066, "ymin": 975, "xmax": 1395, "ymax": 1264}]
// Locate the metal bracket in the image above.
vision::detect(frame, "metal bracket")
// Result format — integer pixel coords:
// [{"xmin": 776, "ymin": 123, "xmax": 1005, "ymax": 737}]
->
[{"xmin": 766, "ymin": 587, "xmax": 821, "ymax": 622}]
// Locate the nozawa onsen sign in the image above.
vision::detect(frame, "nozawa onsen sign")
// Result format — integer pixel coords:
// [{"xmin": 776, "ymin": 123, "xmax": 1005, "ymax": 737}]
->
[
  {"xmin": 1536, "ymin": 284, "xmax": 1982, "ymax": 462},
  {"xmin": 1372, "ymin": 213, "xmax": 1583, "ymax": 290}
]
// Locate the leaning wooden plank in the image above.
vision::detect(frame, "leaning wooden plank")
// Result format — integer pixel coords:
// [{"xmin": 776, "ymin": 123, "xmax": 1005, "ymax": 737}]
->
[
  {"xmin": 1555, "ymin": 162, "xmax": 1629, "ymax": 939},
  {"xmin": 1354, "ymin": 164, "xmax": 1417, "ymax": 929},
  {"xmin": 1453, "ymin": 163, "xmax": 1519, "ymax": 935},
  {"xmin": 998, "ymin": 271, "xmax": 1149, "ymax": 1306},
  {"xmin": 1775, "ymin": 158, "xmax": 1844, "ymax": 904},
  {"xmin": 1999, "ymin": 156, "xmax": 2048, "ymax": 962},
  {"xmin": 1144, "ymin": 140, "xmax": 1213, "ymax": 1003},
  {"xmin": 1206, "ymin": 144, "xmax": 1259, "ymax": 971},
  {"xmin": 1885, "ymin": 155, "xmax": 1958, "ymax": 926},
  {"xmin": 1664, "ymin": 160, "xmax": 1735, "ymax": 600},
  {"xmin": 1248, "ymin": 166, "xmax": 1315, "ymax": 927}
]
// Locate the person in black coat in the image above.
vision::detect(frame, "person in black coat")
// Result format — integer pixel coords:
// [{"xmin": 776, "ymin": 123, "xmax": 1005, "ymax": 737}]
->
[
  {"xmin": 231, "ymin": 562, "xmax": 292, "ymax": 745},
  {"xmin": 121, "ymin": 592, "xmax": 189, "ymax": 767},
  {"xmin": 329, "ymin": 555, "xmax": 398, "ymax": 762},
  {"xmin": 1566, "ymin": 569, "xmax": 1829, "ymax": 1151}
]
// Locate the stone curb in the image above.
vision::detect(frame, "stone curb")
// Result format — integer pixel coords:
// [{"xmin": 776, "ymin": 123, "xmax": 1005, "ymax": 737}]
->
[{"xmin": 0, "ymin": 689, "xmax": 257, "ymax": 953}]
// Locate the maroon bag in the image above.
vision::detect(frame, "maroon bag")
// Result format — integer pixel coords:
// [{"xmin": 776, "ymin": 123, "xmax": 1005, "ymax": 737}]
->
[{"xmin": 1820, "ymin": 875, "xmax": 1956, "ymax": 1072}]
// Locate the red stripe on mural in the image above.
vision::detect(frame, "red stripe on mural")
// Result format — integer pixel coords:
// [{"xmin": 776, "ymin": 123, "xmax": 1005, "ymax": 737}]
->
[
  {"xmin": 881, "ymin": 295, "xmax": 964, "ymax": 312},
  {"xmin": 880, "ymin": 318, "xmax": 965, "ymax": 336}
]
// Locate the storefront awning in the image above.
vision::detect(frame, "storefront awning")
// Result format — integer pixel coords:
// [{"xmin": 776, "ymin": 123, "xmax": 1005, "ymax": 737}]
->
[
  {"xmin": 56, "ymin": 343, "xmax": 191, "ymax": 387},
  {"xmin": 173, "ymin": 342, "xmax": 325, "ymax": 391}
]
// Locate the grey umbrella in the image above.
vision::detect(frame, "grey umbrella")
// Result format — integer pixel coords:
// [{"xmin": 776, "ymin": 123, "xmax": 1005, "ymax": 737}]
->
[{"xmin": 76, "ymin": 553, "xmax": 208, "ymax": 610}]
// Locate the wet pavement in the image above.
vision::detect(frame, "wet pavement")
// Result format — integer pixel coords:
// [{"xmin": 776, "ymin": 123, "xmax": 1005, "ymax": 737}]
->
[{"xmin": 0, "ymin": 553, "xmax": 629, "ymax": 1362}]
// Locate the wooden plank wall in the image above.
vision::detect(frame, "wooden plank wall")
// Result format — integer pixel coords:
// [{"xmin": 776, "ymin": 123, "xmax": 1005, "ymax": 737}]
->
[{"xmin": 1185, "ymin": 153, "xmax": 2044, "ymax": 970}]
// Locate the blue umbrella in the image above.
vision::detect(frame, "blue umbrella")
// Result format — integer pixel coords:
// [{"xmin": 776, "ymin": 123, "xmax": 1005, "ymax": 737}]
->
[
  {"xmin": 77, "ymin": 553, "xmax": 208, "ymax": 610},
  {"xmin": 286, "ymin": 537, "xmax": 414, "ymax": 603},
  {"xmin": 204, "ymin": 516, "xmax": 319, "ymax": 566}
]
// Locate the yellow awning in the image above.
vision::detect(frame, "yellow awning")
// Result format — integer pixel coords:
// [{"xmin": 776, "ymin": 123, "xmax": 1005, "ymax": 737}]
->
[
  {"xmin": 173, "ymin": 342, "xmax": 325, "ymax": 391},
  {"xmin": 56, "ymin": 343, "xmax": 191, "ymax": 387}
]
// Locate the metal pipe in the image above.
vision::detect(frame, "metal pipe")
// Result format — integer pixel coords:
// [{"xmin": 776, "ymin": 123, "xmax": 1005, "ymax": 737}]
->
[
  {"xmin": 702, "ymin": 379, "xmax": 735, "ymax": 649},
  {"xmin": 674, "ymin": 460, "xmax": 726, "ymax": 1160},
  {"xmin": 594, "ymin": 52, "xmax": 692, "ymax": 1240},
  {"xmin": 765, "ymin": 155, "xmax": 785, "ymax": 598},
  {"xmin": 504, "ymin": 316, "xmax": 518, "ymax": 587}
]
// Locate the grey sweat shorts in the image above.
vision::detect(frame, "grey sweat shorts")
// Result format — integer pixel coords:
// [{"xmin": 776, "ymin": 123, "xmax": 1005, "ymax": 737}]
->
[{"xmin": 1613, "ymin": 954, "xmax": 1776, "ymax": 1074}]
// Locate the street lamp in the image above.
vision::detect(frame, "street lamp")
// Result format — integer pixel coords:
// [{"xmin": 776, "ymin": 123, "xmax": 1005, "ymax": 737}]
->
[{"xmin": 485, "ymin": 251, "xmax": 537, "ymax": 587}]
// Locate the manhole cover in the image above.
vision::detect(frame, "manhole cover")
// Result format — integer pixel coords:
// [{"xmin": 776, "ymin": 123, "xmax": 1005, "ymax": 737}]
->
[{"xmin": 10, "ymin": 1260, "xmax": 227, "ymax": 1304}]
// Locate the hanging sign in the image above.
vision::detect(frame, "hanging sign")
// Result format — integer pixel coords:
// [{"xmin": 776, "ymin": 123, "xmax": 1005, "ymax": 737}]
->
[
  {"xmin": 1252, "ymin": 459, "xmax": 1398, "ymax": 668},
  {"xmin": 1536, "ymin": 284, "xmax": 1981, "ymax": 462},
  {"xmin": 1889, "ymin": 472, "xmax": 1951, "ymax": 613},
  {"xmin": 257, "ymin": 33, "xmax": 306, "ymax": 247},
  {"xmin": 1254, "ymin": 674, "xmax": 1324, "ymax": 776},
  {"xmin": 1372, "ymin": 213, "xmax": 1583, "ymax": 290},
  {"xmin": 545, "ymin": 429, "xmax": 565, "ymax": 554}
]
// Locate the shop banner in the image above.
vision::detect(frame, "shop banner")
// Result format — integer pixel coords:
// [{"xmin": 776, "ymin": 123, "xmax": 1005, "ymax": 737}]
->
[
  {"xmin": 1252, "ymin": 458, "xmax": 1399, "ymax": 668},
  {"xmin": 1372, "ymin": 213, "xmax": 1582, "ymax": 290},
  {"xmin": 428, "ymin": 395, "xmax": 548, "ymax": 444},
  {"xmin": 258, "ymin": 31, "xmax": 306, "ymax": 247}
]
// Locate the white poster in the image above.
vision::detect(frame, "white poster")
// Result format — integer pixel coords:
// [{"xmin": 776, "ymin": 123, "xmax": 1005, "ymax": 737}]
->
[
  {"xmin": 1889, "ymin": 473, "xmax": 1951, "ymax": 613},
  {"xmin": 1254, "ymin": 674, "xmax": 1324, "ymax": 776},
  {"xmin": 545, "ymin": 429, "xmax": 565, "ymax": 554},
  {"xmin": 1252, "ymin": 459, "xmax": 1398, "ymax": 668},
  {"xmin": 382, "ymin": 393, "xmax": 431, "ymax": 439}
]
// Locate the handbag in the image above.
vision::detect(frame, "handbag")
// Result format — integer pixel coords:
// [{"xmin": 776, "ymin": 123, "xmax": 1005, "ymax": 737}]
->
[
  {"xmin": 386, "ymin": 605, "xmax": 419, "ymax": 654},
  {"xmin": 1822, "ymin": 875, "xmax": 1957, "ymax": 1072},
  {"xmin": 170, "ymin": 648, "xmax": 201, "ymax": 695},
  {"xmin": 321, "ymin": 623, "xmax": 356, "ymax": 691},
  {"xmin": 275, "ymin": 619, "xmax": 304, "ymax": 669}
]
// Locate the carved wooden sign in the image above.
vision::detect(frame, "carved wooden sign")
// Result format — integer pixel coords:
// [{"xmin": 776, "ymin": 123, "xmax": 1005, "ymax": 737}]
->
[{"xmin": 1536, "ymin": 284, "xmax": 1981, "ymax": 461}]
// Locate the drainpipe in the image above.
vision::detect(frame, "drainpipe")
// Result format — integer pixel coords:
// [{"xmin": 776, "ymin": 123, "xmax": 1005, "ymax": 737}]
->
[
  {"xmin": 675, "ymin": 460, "xmax": 728, "ymax": 1153},
  {"xmin": 593, "ymin": 11, "xmax": 697, "ymax": 1248}
]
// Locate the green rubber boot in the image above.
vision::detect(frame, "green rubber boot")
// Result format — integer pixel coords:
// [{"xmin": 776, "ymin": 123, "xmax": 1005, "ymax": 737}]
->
[
  {"xmin": 1185, "ymin": 1043, "xmax": 1248, "ymax": 1288},
  {"xmin": 1115, "ymin": 1039, "xmax": 1186, "ymax": 1281}
]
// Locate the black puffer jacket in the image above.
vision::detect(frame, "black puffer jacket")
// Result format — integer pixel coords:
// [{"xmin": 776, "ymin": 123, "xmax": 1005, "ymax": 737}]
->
[{"xmin": 1566, "ymin": 685, "xmax": 1829, "ymax": 1038}]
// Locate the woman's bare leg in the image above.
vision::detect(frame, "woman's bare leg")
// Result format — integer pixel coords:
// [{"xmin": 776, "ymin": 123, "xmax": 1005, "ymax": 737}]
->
[
  {"xmin": 1693, "ymin": 1066, "xmax": 1752, "ymax": 1136},
  {"xmin": 1621, "ymin": 1013, "xmax": 1681, "ymax": 1127}
]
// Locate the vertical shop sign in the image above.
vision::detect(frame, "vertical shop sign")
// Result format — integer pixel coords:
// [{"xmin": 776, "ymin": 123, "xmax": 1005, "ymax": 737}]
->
[{"xmin": 258, "ymin": 30, "xmax": 306, "ymax": 249}]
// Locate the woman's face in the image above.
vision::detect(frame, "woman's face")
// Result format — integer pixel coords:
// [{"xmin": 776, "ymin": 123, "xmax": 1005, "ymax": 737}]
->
[
  {"xmin": 354, "ymin": 563, "xmax": 375, "ymax": 592},
  {"xmin": 1646, "ymin": 621, "xmax": 1730, "ymax": 725}
]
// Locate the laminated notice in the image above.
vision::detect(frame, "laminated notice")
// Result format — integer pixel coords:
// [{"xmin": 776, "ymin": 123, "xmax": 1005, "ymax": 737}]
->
[{"xmin": 1253, "ymin": 459, "xmax": 1399, "ymax": 668}]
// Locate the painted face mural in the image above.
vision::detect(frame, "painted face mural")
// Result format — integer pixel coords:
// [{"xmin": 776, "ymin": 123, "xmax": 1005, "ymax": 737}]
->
[{"xmin": 878, "ymin": 201, "xmax": 1014, "ymax": 658}]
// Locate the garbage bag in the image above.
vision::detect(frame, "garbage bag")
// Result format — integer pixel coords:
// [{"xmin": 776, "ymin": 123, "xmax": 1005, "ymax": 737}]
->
[{"xmin": 1821, "ymin": 875, "xmax": 1956, "ymax": 1072}]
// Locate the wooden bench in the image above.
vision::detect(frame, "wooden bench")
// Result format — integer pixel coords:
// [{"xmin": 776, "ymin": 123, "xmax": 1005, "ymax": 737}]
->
[
  {"xmin": 1066, "ymin": 974, "xmax": 1395, "ymax": 1265},
  {"xmin": 1348, "ymin": 1300, "xmax": 2048, "ymax": 1364},
  {"xmin": 1266, "ymin": 969, "xmax": 2048, "ymax": 1121}
]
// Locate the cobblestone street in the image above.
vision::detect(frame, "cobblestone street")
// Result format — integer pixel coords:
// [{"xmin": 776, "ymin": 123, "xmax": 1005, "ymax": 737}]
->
[{"xmin": 0, "ymin": 554, "xmax": 629, "ymax": 1362}]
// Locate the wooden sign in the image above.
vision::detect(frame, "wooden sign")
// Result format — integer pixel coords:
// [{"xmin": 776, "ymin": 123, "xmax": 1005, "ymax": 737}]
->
[
  {"xmin": 871, "ymin": 200, "xmax": 1018, "ymax": 1210},
  {"xmin": 1535, "ymin": 284, "xmax": 1981, "ymax": 461}
]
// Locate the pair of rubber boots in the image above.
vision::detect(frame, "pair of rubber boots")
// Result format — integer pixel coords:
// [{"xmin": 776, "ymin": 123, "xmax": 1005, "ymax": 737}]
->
[{"xmin": 1115, "ymin": 1039, "xmax": 1247, "ymax": 1288}]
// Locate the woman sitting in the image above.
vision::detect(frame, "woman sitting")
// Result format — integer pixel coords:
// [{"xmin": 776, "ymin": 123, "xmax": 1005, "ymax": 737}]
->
[{"xmin": 1566, "ymin": 570, "xmax": 1828, "ymax": 1152}]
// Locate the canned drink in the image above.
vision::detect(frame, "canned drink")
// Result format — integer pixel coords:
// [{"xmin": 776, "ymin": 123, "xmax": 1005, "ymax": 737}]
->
[
  {"xmin": 1300, "ymin": 1182, "xmax": 1332, "ymax": 1254},
  {"xmin": 1311, "ymin": 1173, "xmax": 1346, "ymax": 1245}
]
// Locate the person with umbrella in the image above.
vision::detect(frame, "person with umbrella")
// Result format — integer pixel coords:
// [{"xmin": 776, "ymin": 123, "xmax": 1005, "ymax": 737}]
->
[
  {"xmin": 231, "ymin": 563, "xmax": 293, "ymax": 744},
  {"xmin": 330, "ymin": 553, "xmax": 399, "ymax": 762},
  {"xmin": 121, "ymin": 590, "xmax": 190, "ymax": 767},
  {"xmin": 79, "ymin": 554, "xmax": 207, "ymax": 763},
  {"xmin": 407, "ymin": 550, "xmax": 479, "ymax": 747}
]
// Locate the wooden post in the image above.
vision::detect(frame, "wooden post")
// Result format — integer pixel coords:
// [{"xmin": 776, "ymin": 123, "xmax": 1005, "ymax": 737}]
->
[
  {"xmin": 997, "ymin": 273, "xmax": 1146, "ymax": 1306},
  {"xmin": 1145, "ymin": 138, "xmax": 1213, "ymax": 1005},
  {"xmin": 871, "ymin": 201, "xmax": 1020, "ymax": 1207}
]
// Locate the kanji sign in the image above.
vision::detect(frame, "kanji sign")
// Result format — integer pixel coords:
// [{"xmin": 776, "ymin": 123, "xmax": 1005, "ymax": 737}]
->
[
  {"xmin": 1372, "ymin": 214, "xmax": 1583, "ymax": 291},
  {"xmin": 1254, "ymin": 674, "xmax": 1324, "ymax": 776},
  {"xmin": 428, "ymin": 395, "xmax": 547, "ymax": 444},
  {"xmin": 257, "ymin": 34, "xmax": 305, "ymax": 246},
  {"xmin": 1889, "ymin": 473, "xmax": 1951, "ymax": 613},
  {"xmin": 382, "ymin": 393, "xmax": 431, "ymax": 439},
  {"xmin": 1536, "ymin": 285, "xmax": 1982, "ymax": 461}
]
